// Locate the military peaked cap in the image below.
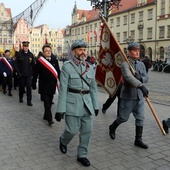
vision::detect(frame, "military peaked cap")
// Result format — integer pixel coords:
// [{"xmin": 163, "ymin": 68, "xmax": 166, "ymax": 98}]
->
[
  {"xmin": 71, "ymin": 40, "xmax": 87, "ymax": 51},
  {"xmin": 127, "ymin": 42, "xmax": 140, "ymax": 50},
  {"xmin": 22, "ymin": 41, "xmax": 30, "ymax": 46}
]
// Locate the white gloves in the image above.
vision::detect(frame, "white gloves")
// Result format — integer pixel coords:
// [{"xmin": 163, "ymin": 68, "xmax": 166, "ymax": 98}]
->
[{"xmin": 3, "ymin": 72, "xmax": 7, "ymax": 77}]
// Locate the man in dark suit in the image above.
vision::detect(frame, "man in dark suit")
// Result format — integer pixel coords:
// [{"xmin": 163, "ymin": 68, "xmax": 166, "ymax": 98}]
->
[
  {"xmin": 14, "ymin": 41, "xmax": 35, "ymax": 106},
  {"xmin": 1, "ymin": 50, "xmax": 14, "ymax": 96},
  {"xmin": 109, "ymin": 42, "xmax": 149, "ymax": 149},
  {"xmin": 32, "ymin": 44, "xmax": 60, "ymax": 126}
]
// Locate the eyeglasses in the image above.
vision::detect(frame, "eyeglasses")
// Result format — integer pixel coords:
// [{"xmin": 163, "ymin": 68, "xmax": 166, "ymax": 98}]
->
[{"xmin": 44, "ymin": 50, "xmax": 52, "ymax": 52}]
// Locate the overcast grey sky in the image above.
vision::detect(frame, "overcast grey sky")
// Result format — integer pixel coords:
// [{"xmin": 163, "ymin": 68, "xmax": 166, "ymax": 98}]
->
[{"xmin": 1, "ymin": 0, "xmax": 92, "ymax": 29}]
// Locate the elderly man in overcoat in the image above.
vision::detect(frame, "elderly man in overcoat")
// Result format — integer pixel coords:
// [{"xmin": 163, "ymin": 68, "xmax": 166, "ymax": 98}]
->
[{"xmin": 55, "ymin": 40, "xmax": 99, "ymax": 167}]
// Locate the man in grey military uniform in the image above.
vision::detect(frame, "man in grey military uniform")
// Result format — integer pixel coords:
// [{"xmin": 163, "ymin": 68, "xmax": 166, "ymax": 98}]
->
[
  {"xmin": 55, "ymin": 40, "xmax": 99, "ymax": 167},
  {"xmin": 109, "ymin": 42, "xmax": 149, "ymax": 149}
]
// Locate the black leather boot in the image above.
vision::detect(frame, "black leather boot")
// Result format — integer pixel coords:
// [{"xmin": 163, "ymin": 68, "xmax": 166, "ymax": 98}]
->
[
  {"xmin": 59, "ymin": 137, "xmax": 67, "ymax": 154},
  {"xmin": 3, "ymin": 89, "xmax": 7, "ymax": 94},
  {"xmin": 134, "ymin": 126, "xmax": 148, "ymax": 149},
  {"xmin": 109, "ymin": 121, "xmax": 120, "ymax": 139},
  {"xmin": 162, "ymin": 120, "xmax": 169, "ymax": 134}
]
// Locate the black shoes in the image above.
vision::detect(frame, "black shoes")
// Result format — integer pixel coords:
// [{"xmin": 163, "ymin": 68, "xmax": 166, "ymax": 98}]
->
[
  {"xmin": 48, "ymin": 121, "xmax": 54, "ymax": 126},
  {"xmin": 8, "ymin": 92, "xmax": 12, "ymax": 96},
  {"xmin": 77, "ymin": 157, "xmax": 90, "ymax": 167},
  {"xmin": 27, "ymin": 102, "xmax": 33, "ymax": 106},
  {"xmin": 162, "ymin": 120, "xmax": 169, "ymax": 134},
  {"xmin": 3, "ymin": 90, "xmax": 7, "ymax": 94},
  {"xmin": 102, "ymin": 107, "xmax": 106, "ymax": 114},
  {"xmin": 19, "ymin": 98, "xmax": 23, "ymax": 103},
  {"xmin": 59, "ymin": 138, "xmax": 67, "ymax": 154},
  {"xmin": 109, "ymin": 125, "xmax": 116, "ymax": 139}
]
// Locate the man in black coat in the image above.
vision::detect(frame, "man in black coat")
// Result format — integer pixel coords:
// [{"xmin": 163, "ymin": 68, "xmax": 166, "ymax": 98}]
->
[
  {"xmin": 14, "ymin": 41, "xmax": 35, "ymax": 106},
  {"xmin": 32, "ymin": 44, "xmax": 60, "ymax": 126}
]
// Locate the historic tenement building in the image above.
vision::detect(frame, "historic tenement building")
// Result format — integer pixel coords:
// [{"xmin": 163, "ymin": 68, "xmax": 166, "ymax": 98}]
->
[
  {"xmin": 0, "ymin": 3, "xmax": 12, "ymax": 52},
  {"xmin": 29, "ymin": 25, "xmax": 64, "ymax": 56},
  {"xmin": 2, "ymin": 0, "xmax": 170, "ymax": 61},
  {"xmin": 68, "ymin": 0, "xmax": 170, "ymax": 62},
  {"xmin": 0, "ymin": 3, "xmax": 64, "ymax": 57}
]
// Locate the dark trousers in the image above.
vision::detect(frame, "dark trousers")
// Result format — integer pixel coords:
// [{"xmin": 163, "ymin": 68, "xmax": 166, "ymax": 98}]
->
[
  {"xmin": 13, "ymin": 72, "xmax": 19, "ymax": 88},
  {"xmin": 2, "ymin": 75, "xmax": 12, "ymax": 92},
  {"xmin": 41, "ymin": 94, "xmax": 54, "ymax": 122},
  {"xmin": 103, "ymin": 84, "xmax": 122, "ymax": 116},
  {"xmin": 19, "ymin": 76, "xmax": 32, "ymax": 102}
]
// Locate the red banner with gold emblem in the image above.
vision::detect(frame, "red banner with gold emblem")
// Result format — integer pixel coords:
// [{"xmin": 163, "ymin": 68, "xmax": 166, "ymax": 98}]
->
[{"xmin": 95, "ymin": 17, "xmax": 126, "ymax": 96}]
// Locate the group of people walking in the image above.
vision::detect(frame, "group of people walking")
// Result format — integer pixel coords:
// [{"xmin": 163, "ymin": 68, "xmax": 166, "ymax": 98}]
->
[{"xmin": 0, "ymin": 40, "xmax": 169, "ymax": 167}]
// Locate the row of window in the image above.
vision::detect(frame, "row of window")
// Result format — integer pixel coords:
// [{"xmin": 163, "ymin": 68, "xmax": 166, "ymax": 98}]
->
[
  {"xmin": 71, "ymin": 8, "xmax": 154, "ymax": 36},
  {"xmin": 115, "ymin": 25, "xmax": 170, "ymax": 42},
  {"xmin": 0, "ymin": 33, "xmax": 11, "ymax": 37},
  {"xmin": 77, "ymin": 24, "xmax": 170, "ymax": 44},
  {"xmin": 0, "ymin": 38, "xmax": 12, "ymax": 44}
]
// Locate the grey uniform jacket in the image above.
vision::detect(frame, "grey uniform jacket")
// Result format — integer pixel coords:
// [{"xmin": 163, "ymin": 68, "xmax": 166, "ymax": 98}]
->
[
  {"xmin": 56, "ymin": 60, "xmax": 99, "ymax": 116},
  {"xmin": 120, "ymin": 58, "xmax": 149, "ymax": 100}
]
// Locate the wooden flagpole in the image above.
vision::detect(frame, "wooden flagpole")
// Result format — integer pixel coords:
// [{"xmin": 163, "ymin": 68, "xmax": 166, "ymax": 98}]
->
[{"xmin": 100, "ymin": 15, "xmax": 166, "ymax": 135}]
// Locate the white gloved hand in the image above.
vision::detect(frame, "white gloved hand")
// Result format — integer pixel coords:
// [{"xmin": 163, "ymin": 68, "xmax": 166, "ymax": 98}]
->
[{"xmin": 3, "ymin": 72, "xmax": 7, "ymax": 77}]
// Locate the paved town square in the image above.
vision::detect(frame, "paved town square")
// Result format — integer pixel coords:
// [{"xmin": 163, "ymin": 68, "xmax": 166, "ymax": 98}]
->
[{"xmin": 0, "ymin": 68, "xmax": 170, "ymax": 170}]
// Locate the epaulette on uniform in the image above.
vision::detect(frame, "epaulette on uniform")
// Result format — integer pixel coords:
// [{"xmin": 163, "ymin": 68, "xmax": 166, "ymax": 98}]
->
[
  {"xmin": 64, "ymin": 60, "xmax": 72, "ymax": 65},
  {"xmin": 63, "ymin": 60, "xmax": 72, "ymax": 67}
]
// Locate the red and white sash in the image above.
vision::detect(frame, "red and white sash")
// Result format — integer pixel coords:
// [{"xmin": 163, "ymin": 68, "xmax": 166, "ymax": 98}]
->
[
  {"xmin": 2, "ymin": 57, "xmax": 13, "ymax": 73},
  {"xmin": 38, "ymin": 57, "xmax": 59, "ymax": 94}
]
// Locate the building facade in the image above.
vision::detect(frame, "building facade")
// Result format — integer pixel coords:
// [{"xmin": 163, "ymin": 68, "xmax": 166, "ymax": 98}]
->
[
  {"xmin": 67, "ymin": 0, "xmax": 170, "ymax": 62},
  {"xmin": 29, "ymin": 25, "xmax": 64, "ymax": 56},
  {"xmin": 13, "ymin": 18, "xmax": 29, "ymax": 51},
  {"xmin": 0, "ymin": 3, "xmax": 12, "ymax": 52},
  {"xmin": 2, "ymin": 0, "xmax": 170, "ymax": 62},
  {"xmin": 0, "ymin": 3, "xmax": 64, "ymax": 57}
]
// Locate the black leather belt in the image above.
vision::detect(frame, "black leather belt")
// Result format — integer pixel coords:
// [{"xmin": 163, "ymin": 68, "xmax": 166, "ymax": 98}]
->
[{"xmin": 68, "ymin": 88, "xmax": 90, "ymax": 95}]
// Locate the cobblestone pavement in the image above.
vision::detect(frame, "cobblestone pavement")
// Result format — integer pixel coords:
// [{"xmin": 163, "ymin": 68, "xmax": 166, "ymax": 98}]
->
[
  {"xmin": 0, "ymin": 69, "xmax": 170, "ymax": 170},
  {"xmin": 146, "ymin": 70, "xmax": 170, "ymax": 106}
]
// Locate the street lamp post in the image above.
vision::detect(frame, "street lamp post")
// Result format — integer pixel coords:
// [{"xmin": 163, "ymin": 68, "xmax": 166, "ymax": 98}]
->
[{"xmin": 87, "ymin": 0, "xmax": 121, "ymax": 21}]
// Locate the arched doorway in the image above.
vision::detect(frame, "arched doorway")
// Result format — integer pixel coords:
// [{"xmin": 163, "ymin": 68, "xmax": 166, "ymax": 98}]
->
[
  {"xmin": 140, "ymin": 44, "xmax": 145, "ymax": 58},
  {"xmin": 148, "ymin": 47, "xmax": 152, "ymax": 60},
  {"xmin": 160, "ymin": 46, "xmax": 164, "ymax": 60},
  {"xmin": 90, "ymin": 50, "xmax": 93, "ymax": 56},
  {"xmin": 123, "ymin": 48, "xmax": 127, "ymax": 56}
]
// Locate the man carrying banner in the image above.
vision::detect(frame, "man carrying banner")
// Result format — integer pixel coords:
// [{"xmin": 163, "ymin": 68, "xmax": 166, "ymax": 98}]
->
[
  {"xmin": 55, "ymin": 40, "xmax": 99, "ymax": 167},
  {"xmin": 109, "ymin": 42, "xmax": 149, "ymax": 149},
  {"xmin": 32, "ymin": 44, "xmax": 60, "ymax": 126}
]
